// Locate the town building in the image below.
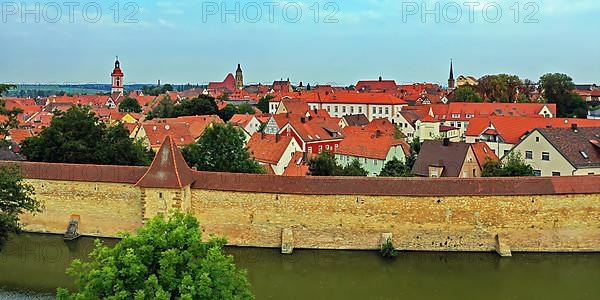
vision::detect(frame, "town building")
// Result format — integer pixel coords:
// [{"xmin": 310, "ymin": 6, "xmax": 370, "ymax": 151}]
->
[
  {"xmin": 235, "ymin": 64, "xmax": 244, "ymax": 89},
  {"xmin": 229, "ymin": 114, "xmax": 262, "ymax": 136},
  {"xmin": 247, "ymin": 133, "xmax": 301, "ymax": 175},
  {"xmin": 335, "ymin": 124, "xmax": 410, "ymax": 177},
  {"xmin": 413, "ymin": 139, "xmax": 483, "ymax": 178},
  {"xmin": 508, "ymin": 126, "xmax": 600, "ymax": 176},
  {"xmin": 279, "ymin": 115, "xmax": 344, "ymax": 154},
  {"xmin": 355, "ymin": 77, "xmax": 398, "ymax": 93}
]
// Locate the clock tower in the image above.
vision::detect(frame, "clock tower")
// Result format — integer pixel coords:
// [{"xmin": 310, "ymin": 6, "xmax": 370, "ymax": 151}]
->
[{"xmin": 111, "ymin": 56, "xmax": 124, "ymax": 94}]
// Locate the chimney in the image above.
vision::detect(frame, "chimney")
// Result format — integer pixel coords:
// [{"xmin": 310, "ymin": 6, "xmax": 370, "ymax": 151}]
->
[
  {"xmin": 379, "ymin": 76, "xmax": 382, "ymax": 82},
  {"xmin": 443, "ymin": 138, "xmax": 450, "ymax": 146},
  {"xmin": 276, "ymin": 133, "xmax": 281, "ymax": 143},
  {"xmin": 308, "ymin": 115, "xmax": 313, "ymax": 121},
  {"xmin": 301, "ymin": 117, "xmax": 306, "ymax": 123},
  {"xmin": 375, "ymin": 130, "xmax": 382, "ymax": 138},
  {"xmin": 572, "ymin": 123, "xmax": 578, "ymax": 132}
]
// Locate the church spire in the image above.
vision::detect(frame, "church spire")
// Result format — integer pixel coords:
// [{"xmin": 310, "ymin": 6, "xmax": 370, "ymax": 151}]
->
[{"xmin": 448, "ymin": 59, "xmax": 456, "ymax": 89}]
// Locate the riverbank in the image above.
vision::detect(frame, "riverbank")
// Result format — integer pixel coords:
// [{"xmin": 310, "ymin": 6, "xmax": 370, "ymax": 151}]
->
[{"xmin": 1, "ymin": 233, "xmax": 600, "ymax": 299}]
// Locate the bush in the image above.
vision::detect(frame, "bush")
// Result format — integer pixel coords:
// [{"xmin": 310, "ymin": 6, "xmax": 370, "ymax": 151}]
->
[{"xmin": 380, "ymin": 238, "xmax": 398, "ymax": 258}]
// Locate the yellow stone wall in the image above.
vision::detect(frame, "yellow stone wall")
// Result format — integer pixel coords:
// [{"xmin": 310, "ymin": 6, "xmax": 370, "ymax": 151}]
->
[
  {"xmin": 19, "ymin": 178, "xmax": 600, "ymax": 252},
  {"xmin": 191, "ymin": 190, "xmax": 600, "ymax": 252},
  {"xmin": 21, "ymin": 179, "xmax": 143, "ymax": 237}
]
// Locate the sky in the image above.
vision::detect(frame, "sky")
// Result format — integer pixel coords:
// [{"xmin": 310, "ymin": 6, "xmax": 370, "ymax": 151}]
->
[{"xmin": 1, "ymin": 0, "xmax": 599, "ymax": 86}]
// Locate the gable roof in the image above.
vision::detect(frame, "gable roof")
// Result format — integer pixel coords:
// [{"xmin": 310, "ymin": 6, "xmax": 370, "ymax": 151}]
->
[
  {"xmin": 413, "ymin": 140, "xmax": 471, "ymax": 177},
  {"xmin": 341, "ymin": 114, "xmax": 369, "ymax": 127},
  {"xmin": 356, "ymin": 79, "xmax": 398, "ymax": 92},
  {"xmin": 230, "ymin": 114, "xmax": 257, "ymax": 128},
  {"xmin": 136, "ymin": 136, "xmax": 195, "ymax": 188},
  {"xmin": 471, "ymin": 142, "xmax": 499, "ymax": 169},
  {"xmin": 247, "ymin": 134, "xmax": 294, "ymax": 165},
  {"xmin": 536, "ymin": 127, "xmax": 600, "ymax": 169},
  {"xmin": 337, "ymin": 128, "xmax": 409, "ymax": 160}
]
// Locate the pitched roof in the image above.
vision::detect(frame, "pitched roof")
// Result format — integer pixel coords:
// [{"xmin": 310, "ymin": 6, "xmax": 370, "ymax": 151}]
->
[
  {"xmin": 536, "ymin": 127, "xmax": 600, "ymax": 169},
  {"xmin": 413, "ymin": 140, "xmax": 471, "ymax": 177},
  {"xmin": 208, "ymin": 73, "xmax": 236, "ymax": 92},
  {"xmin": 136, "ymin": 136, "xmax": 195, "ymax": 188},
  {"xmin": 282, "ymin": 152, "xmax": 310, "ymax": 176},
  {"xmin": 284, "ymin": 116, "xmax": 344, "ymax": 143},
  {"xmin": 337, "ymin": 128, "xmax": 409, "ymax": 160},
  {"xmin": 471, "ymin": 142, "xmax": 499, "ymax": 169},
  {"xmin": 7, "ymin": 129, "xmax": 33, "ymax": 144},
  {"xmin": 341, "ymin": 114, "xmax": 369, "ymax": 127},
  {"xmin": 142, "ymin": 122, "xmax": 196, "ymax": 147},
  {"xmin": 152, "ymin": 115, "xmax": 223, "ymax": 139},
  {"xmin": 466, "ymin": 116, "xmax": 600, "ymax": 144},
  {"xmin": 247, "ymin": 134, "xmax": 294, "ymax": 165},
  {"xmin": 230, "ymin": 114, "xmax": 257, "ymax": 128},
  {"xmin": 356, "ymin": 79, "xmax": 398, "ymax": 92}
]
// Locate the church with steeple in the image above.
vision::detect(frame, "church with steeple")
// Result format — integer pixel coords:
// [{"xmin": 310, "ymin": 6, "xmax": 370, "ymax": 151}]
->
[
  {"xmin": 235, "ymin": 64, "xmax": 244, "ymax": 89},
  {"xmin": 448, "ymin": 59, "xmax": 455, "ymax": 90},
  {"xmin": 111, "ymin": 57, "xmax": 124, "ymax": 94}
]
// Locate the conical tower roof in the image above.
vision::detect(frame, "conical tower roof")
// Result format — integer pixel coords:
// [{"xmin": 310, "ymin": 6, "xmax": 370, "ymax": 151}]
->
[{"xmin": 136, "ymin": 136, "xmax": 195, "ymax": 188}]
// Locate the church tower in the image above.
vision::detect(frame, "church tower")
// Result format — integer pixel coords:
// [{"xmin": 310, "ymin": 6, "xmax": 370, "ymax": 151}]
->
[
  {"xmin": 111, "ymin": 56, "xmax": 124, "ymax": 94},
  {"xmin": 235, "ymin": 64, "xmax": 244, "ymax": 89},
  {"xmin": 448, "ymin": 59, "xmax": 455, "ymax": 89}
]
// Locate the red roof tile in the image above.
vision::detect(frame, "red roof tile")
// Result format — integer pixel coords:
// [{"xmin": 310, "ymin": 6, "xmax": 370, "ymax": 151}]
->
[
  {"xmin": 136, "ymin": 136, "xmax": 195, "ymax": 188},
  {"xmin": 247, "ymin": 134, "xmax": 294, "ymax": 165},
  {"xmin": 471, "ymin": 142, "xmax": 499, "ymax": 169}
]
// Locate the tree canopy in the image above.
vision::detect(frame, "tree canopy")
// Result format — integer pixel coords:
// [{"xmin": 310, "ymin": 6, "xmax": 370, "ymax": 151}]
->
[
  {"xmin": 147, "ymin": 95, "xmax": 219, "ymax": 120},
  {"xmin": 450, "ymin": 86, "xmax": 483, "ymax": 103},
  {"xmin": 0, "ymin": 165, "xmax": 40, "ymax": 248},
  {"xmin": 182, "ymin": 123, "xmax": 263, "ymax": 174},
  {"xmin": 539, "ymin": 73, "xmax": 588, "ymax": 118},
  {"xmin": 57, "ymin": 212, "xmax": 254, "ymax": 300},
  {"xmin": 482, "ymin": 153, "xmax": 535, "ymax": 177},
  {"xmin": 475, "ymin": 74, "xmax": 523, "ymax": 103},
  {"xmin": 256, "ymin": 95, "xmax": 274, "ymax": 113},
  {"xmin": 379, "ymin": 158, "xmax": 412, "ymax": 177},
  {"xmin": 308, "ymin": 152, "xmax": 368, "ymax": 177},
  {"xmin": 118, "ymin": 97, "xmax": 142, "ymax": 113},
  {"xmin": 20, "ymin": 107, "xmax": 153, "ymax": 166},
  {"xmin": 0, "ymin": 84, "xmax": 21, "ymax": 139},
  {"xmin": 141, "ymin": 84, "xmax": 174, "ymax": 96}
]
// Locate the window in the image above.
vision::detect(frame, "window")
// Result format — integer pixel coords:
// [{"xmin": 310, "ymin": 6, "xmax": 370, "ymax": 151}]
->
[
  {"xmin": 534, "ymin": 170, "xmax": 542, "ymax": 176},
  {"xmin": 385, "ymin": 107, "xmax": 389, "ymax": 115},
  {"xmin": 318, "ymin": 145, "xmax": 323, "ymax": 153},
  {"xmin": 358, "ymin": 107, "xmax": 362, "ymax": 113},
  {"xmin": 552, "ymin": 172, "xmax": 561, "ymax": 177},
  {"xmin": 308, "ymin": 147, "xmax": 313, "ymax": 154},
  {"xmin": 581, "ymin": 151, "xmax": 589, "ymax": 159},
  {"xmin": 374, "ymin": 160, "xmax": 378, "ymax": 166},
  {"xmin": 525, "ymin": 151, "xmax": 533, "ymax": 159},
  {"xmin": 378, "ymin": 107, "xmax": 383, "ymax": 114},
  {"xmin": 335, "ymin": 144, "xmax": 339, "ymax": 150},
  {"xmin": 466, "ymin": 114, "xmax": 474, "ymax": 118},
  {"xmin": 588, "ymin": 172, "xmax": 595, "ymax": 175},
  {"xmin": 535, "ymin": 137, "xmax": 540, "ymax": 142},
  {"xmin": 350, "ymin": 106, "xmax": 354, "ymax": 114},
  {"xmin": 326, "ymin": 145, "xmax": 330, "ymax": 150},
  {"xmin": 327, "ymin": 106, "xmax": 330, "ymax": 112},
  {"xmin": 342, "ymin": 106, "xmax": 346, "ymax": 113},
  {"xmin": 372, "ymin": 107, "xmax": 377, "ymax": 114},
  {"xmin": 452, "ymin": 114, "xmax": 460, "ymax": 118},
  {"xmin": 431, "ymin": 170, "xmax": 439, "ymax": 178},
  {"xmin": 504, "ymin": 150, "xmax": 510, "ymax": 157},
  {"xmin": 158, "ymin": 192, "xmax": 163, "ymax": 199},
  {"xmin": 463, "ymin": 171, "xmax": 468, "ymax": 178},
  {"xmin": 542, "ymin": 152, "xmax": 550, "ymax": 161}
]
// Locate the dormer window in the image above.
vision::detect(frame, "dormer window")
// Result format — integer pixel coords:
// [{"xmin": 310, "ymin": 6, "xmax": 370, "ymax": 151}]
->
[{"xmin": 581, "ymin": 151, "xmax": 589, "ymax": 159}]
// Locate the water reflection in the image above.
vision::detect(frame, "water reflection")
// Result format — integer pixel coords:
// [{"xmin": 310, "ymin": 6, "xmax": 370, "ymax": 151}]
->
[{"xmin": 1, "ymin": 234, "xmax": 599, "ymax": 300}]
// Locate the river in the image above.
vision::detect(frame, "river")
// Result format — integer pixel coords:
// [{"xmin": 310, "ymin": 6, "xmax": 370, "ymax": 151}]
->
[{"xmin": 1, "ymin": 233, "xmax": 599, "ymax": 299}]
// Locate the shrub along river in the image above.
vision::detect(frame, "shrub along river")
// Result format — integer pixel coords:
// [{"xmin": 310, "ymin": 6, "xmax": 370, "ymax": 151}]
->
[{"xmin": 1, "ymin": 233, "xmax": 599, "ymax": 299}]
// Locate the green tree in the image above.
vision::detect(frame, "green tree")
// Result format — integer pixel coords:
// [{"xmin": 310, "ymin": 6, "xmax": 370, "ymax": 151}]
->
[
  {"xmin": 147, "ymin": 96, "xmax": 175, "ymax": 120},
  {"xmin": 482, "ymin": 153, "xmax": 535, "ymax": 177},
  {"xmin": 340, "ymin": 159, "xmax": 368, "ymax": 176},
  {"xmin": 57, "ymin": 212, "xmax": 254, "ymax": 300},
  {"xmin": 451, "ymin": 86, "xmax": 483, "ymax": 103},
  {"xmin": 237, "ymin": 104, "xmax": 255, "ymax": 115},
  {"xmin": 379, "ymin": 158, "xmax": 412, "ymax": 177},
  {"xmin": 308, "ymin": 152, "xmax": 342, "ymax": 176},
  {"xmin": 218, "ymin": 104, "xmax": 238, "ymax": 122},
  {"xmin": 0, "ymin": 165, "xmax": 40, "ymax": 248},
  {"xmin": 20, "ymin": 107, "xmax": 152, "ymax": 166},
  {"xmin": 182, "ymin": 123, "xmax": 263, "ymax": 174},
  {"xmin": 118, "ymin": 97, "xmax": 142, "ymax": 113},
  {"xmin": 476, "ymin": 74, "xmax": 523, "ymax": 103},
  {"xmin": 161, "ymin": 84, "xmax": 174, "ymax": 93},
  {"xmin": 174, "ymin": 96, "xmax": 218, "ymax": 117},
  {"xmin": 0, "ymin": 84, "xmax": 21, "ymax": 140},
  {"xmin": 539, "ymin": 73, "xmax": 588, "ymax": 118},
  {"xmin": 256, "ymin": 95, "xmax": 274, "ymax": 113}
]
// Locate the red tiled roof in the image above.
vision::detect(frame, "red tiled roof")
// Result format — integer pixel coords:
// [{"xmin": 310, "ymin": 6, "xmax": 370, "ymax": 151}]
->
[
  {"xmin": 283, "ymin": 116, "xmax": 344, "ymax": 143},
  {"xmin": 209, "ymin": 73, "xmax": 236, "ymax": 92},
  {"xmin": 142, "ymin": 123, "xmax": 195, "ymax": 147},
  {"xmin": 247, "ymin": 134, "xmax": 294, "ymax": 165},
  {"xmin": 466, "ymin": 116, "xmax": 600, "ymax": 144},
  {"xmin": 152, "ymin": 115, "xmax": 223, "ymax": 139},
  {"xmin": 282, "ymin": 152, "xmax": 310, "ymax": 176},
  {"xmin": 432, "ymin": 103, "xmax": 556, "ymax": 121},
  {"xmin": 337, "ymin": 128, "xmax": 409, "ymax": 160},
  {"xmin": 322, "ymin": 92, "xmax": 407, "ymax": 105},
  {"xmin": 471, "ymin": 142, "xmax": 499, "ymax": 169},
  {"xmin": 356, "ymin": 79, "xmax": 398, "ymax": 92},
  {"xmin": 136, "ymin": 136, "xmax": 195, "ymax": 188},
  {"xmin": 230, "ymin": 114, "xmax": 256, "ymax": 128},
  {"xmin": 8, "ymin": 129, "xmax": 33, "ymax": 144}
]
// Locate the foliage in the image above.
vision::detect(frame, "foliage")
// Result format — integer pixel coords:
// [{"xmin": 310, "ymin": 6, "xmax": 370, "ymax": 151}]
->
[
  {"xmin": 341, "ymin": 159, "xmax": 369, "ymax": 176},
  {"xmin": 0, "ymin": 84, "xmax": 21, "ymax": 139},
  {"xmin": 379, "ymin": 158, "xmax": 412, "ymax": 177},
  {"xmin": 0, "ymin": 165, "xmax": 40, "ymax": 248},
  {"xmin": 476, "ymin": 74, "xmax": 523, "ymax": 103},
  {"xmin": 218, "ymin": 104, "xmax": 238, "ymax": 122},
  {"xmin": 539, "ymin": 73, "xmax": 588, "ymax": 118},
  {"xmin": 118, "ymin": 97, "xmax": 142, "ymax": 113},
  {"xmin": 380, "ymin": 238, "xmax": 398, "ymax": 259},
  {"xmin": 20, "ymin": 107, "xmax": 152, "ymax": 166},
  {"xmin": 237, "ymin": 104, "xmax": 255, "ymax": 115},
  {"xmin": 256, "ymin": 95, "xmax": 274, "ymax": 113},
  {"xmin": 57, "ymin": 212, "xmax": 254, "ymax": 300},
  {"xmin": 482, "ymin": 153, "xmax": 535, "ymax": 177},
  {"xmin": 308, "ymin": 152, "xmax": 368, "ymax": 177},
  {"xmin": 451, "ymin": 86, "xmax": 483, "ymax": 103},
  {"xmin": 182, "ymin": 123, "xmax": 263, "ymax": 174},
  {"xmin": 148, "ymin": 95, "xmax": 219, "ymax": 120},
  {"xmin": 141, "ymin": 84, "xmax": 174, "ymax": 96}
]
